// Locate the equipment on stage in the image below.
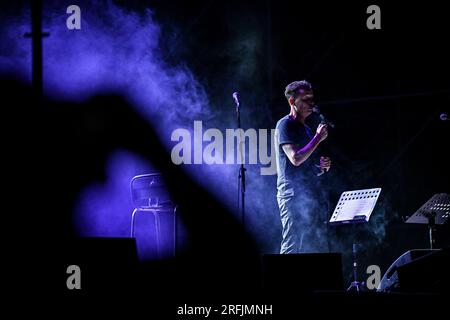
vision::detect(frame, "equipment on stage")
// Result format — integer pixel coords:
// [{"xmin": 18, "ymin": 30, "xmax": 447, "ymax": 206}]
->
[
  {"xmin": 378, "ymin": 248, "xmax": 450, "ymax": 293},
  {"xmin": 405, "ymin": 193, "xmax": 450, "ymax": 249},
  {"xmin": 377, "ymin": 249, "xmax": 438, "ymax": 292},
  {"xmin": 130, "ymin": 173, "xmax": 177, "ymax": 258},
  {"xmin": 378, "ymin": 193, "xmax": 449, "ymax": 293},
  {"xmin": 329, "ymin": 187, "xmax": 382, "ymax": 292},
  {"xmin": 329, "ymin": 188, "xmax": 381, "ymax": 225},
  {"xmin": 232, "ymin": 91, "xmax": 247, "ymax": 228}
]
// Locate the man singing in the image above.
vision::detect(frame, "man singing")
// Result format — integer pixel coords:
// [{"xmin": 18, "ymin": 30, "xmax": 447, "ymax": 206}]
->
[{"xmin": 275, "ymin": 80, "xmax": 331, "ymax": 253}]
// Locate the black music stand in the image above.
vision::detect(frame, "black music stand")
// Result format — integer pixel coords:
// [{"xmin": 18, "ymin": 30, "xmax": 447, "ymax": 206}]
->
[
  {"xmin": 405, "ymin": 193, "xmax": 450, "ymax": 249},
  {"xmin": 329, "ymin": 187, "xmax": 382, "ymax": 292}
]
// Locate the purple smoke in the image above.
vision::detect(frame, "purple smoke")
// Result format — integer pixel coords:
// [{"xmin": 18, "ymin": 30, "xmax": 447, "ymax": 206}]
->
[
  {"xmin": 2, "ymin": 1, "xmax": 386, "ymax": 261},
  {"xmin": 0, "ymin": 0, "xmax": 263, "ymax": 258}
]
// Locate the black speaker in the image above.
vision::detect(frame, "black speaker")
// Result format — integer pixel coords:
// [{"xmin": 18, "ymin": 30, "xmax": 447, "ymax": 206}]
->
[
  {"xmin": 262, "ymin": 253, "xmax": 344, "ymax": 292},
  {"xmin": 378, "ymin": 248, "xmax": 450, "ymax": 293},
  {"xmin": 67, "ymin": 237, "xmax": 138, "ymax": 262},
  {"xmin": 63, "ymin": 237, "xmax": 139, "ymax": 292}
]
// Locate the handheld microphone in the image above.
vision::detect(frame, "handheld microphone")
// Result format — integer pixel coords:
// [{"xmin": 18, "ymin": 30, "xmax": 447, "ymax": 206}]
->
[
  {"xmin": 232, "ymin": 92, "xmax": 240, "ymax": 108},
  {"xmin": 313, "ymin": 105, "xmax": 335, "ymax": 128}
]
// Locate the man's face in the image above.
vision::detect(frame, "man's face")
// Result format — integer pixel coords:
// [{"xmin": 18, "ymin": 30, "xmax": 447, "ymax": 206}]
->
[{"xmin": 293, "ymin": 89, "xmax": 314, "ymax": 118}]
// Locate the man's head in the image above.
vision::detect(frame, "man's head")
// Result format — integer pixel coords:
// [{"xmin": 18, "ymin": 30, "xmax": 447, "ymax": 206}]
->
[{"xmin": 284, "ymin": 80, "xmax": 314, "ymax": 119}]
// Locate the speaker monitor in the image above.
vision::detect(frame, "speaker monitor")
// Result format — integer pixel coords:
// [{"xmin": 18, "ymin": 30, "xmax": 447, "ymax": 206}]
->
[{"xmin": 378, "ymin": 248, "xmax": 450, "ymax": 293}]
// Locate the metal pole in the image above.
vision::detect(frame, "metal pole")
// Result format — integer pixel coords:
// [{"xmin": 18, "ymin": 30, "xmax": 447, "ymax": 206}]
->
[
  {"xmin": 25, "ymin": 0, "xmax": 49, "ymax": 98},
  {"xmin": 237, "ymin": 106, "xmax": 246, "ymax": 227}
]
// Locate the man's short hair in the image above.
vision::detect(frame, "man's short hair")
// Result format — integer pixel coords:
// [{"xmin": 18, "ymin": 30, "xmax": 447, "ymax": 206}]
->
[{"xmin": 284, "ymin": 80, "xmax": 312, "ymax": 100}]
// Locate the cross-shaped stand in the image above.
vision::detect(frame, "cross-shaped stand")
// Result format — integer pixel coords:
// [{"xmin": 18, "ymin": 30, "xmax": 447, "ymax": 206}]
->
[{"xmin": 24, "ymin": 0, "xmax": 49, "ymax": 97}]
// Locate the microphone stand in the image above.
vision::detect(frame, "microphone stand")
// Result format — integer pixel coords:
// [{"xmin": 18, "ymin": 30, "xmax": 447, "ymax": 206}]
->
[{"xmin": 234, "ymin": 94, "xmax": 246, "ymax": 227}]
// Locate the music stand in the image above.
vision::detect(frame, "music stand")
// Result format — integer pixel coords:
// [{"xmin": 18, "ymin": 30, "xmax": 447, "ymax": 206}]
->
[
  {"xmin": 329, "ymin": 187, "xmax": 382, "ymax": 292},
  {"xmin": 405, "ymin": 193, "xmax": 450, "ymax": 249}
]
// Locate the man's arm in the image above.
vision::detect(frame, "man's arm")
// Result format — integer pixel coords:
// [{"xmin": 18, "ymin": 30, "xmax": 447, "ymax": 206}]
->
[{"xmin": 282, "ymin": 123, "xmax": 328, "ymax": 166}]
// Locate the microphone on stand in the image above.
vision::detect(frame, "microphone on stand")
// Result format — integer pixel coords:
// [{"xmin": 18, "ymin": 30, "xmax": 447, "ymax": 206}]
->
[
  {"xmin": 231, "ymin": 91, "xmax": 246, "ymax": 226},
  {"xmin": 232, "ymin": 92, "xmax": 240, "ymax": 108}
]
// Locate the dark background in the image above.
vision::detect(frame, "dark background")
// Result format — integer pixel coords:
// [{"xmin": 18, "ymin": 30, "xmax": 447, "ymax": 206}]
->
[
  {"xmin": 144, "ymin": 0, "xmax": 450, "ymax": 275},
  {"xmin": 1, "ymin": 0, "xmax": 449, "ymax": 289}
]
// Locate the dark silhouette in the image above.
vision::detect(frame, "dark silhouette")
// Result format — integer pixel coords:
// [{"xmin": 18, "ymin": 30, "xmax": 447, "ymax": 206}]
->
[{"xmin": 2, "ymin": 75, "xmax": 261, "ymax": 298}]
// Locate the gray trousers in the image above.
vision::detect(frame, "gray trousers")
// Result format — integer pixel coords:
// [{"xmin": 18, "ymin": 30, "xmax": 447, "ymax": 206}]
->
[{"xmin": 277, "ymin": 194, "xmax": 328, "ymax": 254}]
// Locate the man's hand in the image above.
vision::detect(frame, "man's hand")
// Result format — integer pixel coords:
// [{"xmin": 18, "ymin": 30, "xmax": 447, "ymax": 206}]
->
[
  {"xmin": 281, "ymin": 124, "xmax": 328, "ymax": 167},
  {"xmin": 319, "ymin": 156, "xmax": 331, "ymax": 172},
  {"xmin": 315, "ymin": 123, "xmax": 328, "ymax": 142}
]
